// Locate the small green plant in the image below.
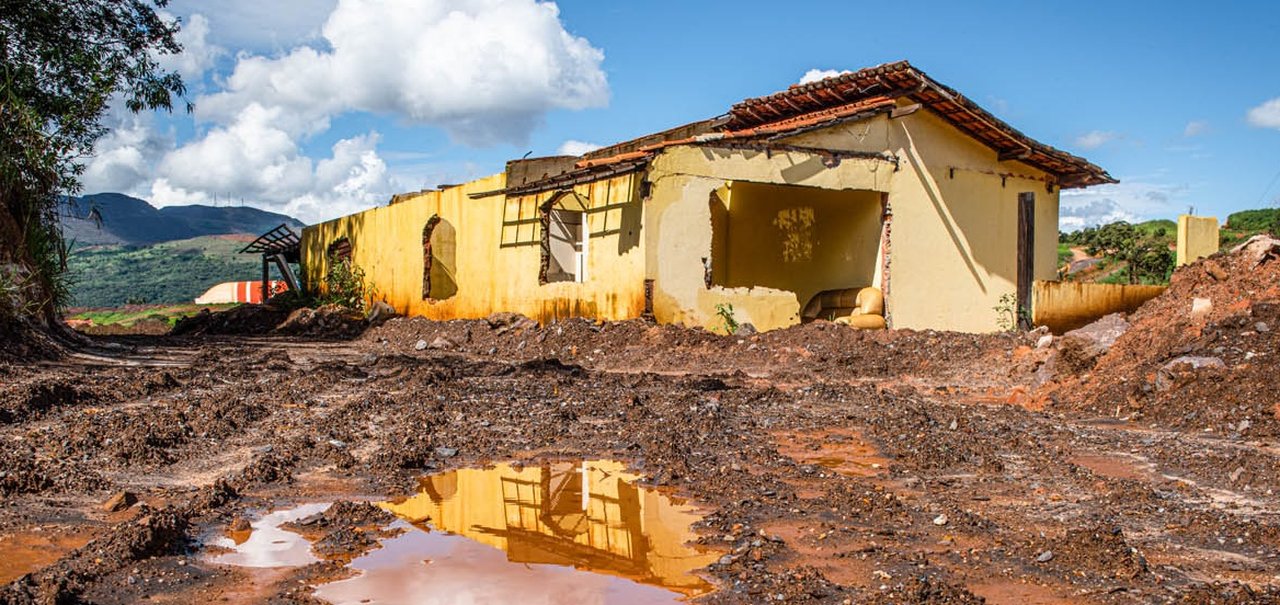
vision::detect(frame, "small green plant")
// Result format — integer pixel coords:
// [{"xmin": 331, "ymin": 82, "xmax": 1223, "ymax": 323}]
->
[
  {"xmin": 714, "ymin": 302, "xmax": 739, "ymax": 335},
  {"xmin": 994, "ymin": 293, "xmax": 1031, "ymax": 332},
  {"xmin": 320, "ymin": 253, "xmax": 374, "ymax": 312}
]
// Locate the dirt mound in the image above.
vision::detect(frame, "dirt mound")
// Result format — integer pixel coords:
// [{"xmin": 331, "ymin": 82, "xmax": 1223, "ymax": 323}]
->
[
  {"xmin": 0, "ymin": 318, "xmax": 62, "ymax": 366},
  {"xmin": 275, "ymin": 305, "xmax": 368, "ymax": 338},
  {"xmin": 170, "ymin": 304, "xmax": 290, "ymax": 336},
  {"xmin": 1052, "ymin": 246, "xmax": 1280, "ymax": 436}
]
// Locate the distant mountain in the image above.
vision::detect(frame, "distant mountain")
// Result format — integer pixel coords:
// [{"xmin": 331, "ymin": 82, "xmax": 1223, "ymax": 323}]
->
[{"xmin": 61, "ymin": 193, "xmax": 305, "ymax": 246}]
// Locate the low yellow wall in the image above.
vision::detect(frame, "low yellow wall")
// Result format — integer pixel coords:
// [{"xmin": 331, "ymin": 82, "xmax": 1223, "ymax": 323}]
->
[
  {"xmin": 301, "ymin": 172, "xmax": 647, "ymax": 324},
  {"xmin": 1032, "ymin": 280, "xmax": 1165, "ymax": 333},
  {"xmin": 1177, "ymin": 214, "xmax": 1219, "ymax": 266}
]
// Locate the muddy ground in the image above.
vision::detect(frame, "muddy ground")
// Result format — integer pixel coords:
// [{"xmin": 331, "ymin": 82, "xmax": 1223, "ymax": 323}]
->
[{"xmin": 2, "ymin": 249, "xmax": 1280, "ymax": 604}]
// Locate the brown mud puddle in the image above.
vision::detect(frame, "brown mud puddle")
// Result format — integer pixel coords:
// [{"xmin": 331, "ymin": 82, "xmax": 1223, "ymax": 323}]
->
[
  {"xmin": 1069, "ymin": 452, "xmax": 1156, "ymax": 481},
  {"xmin": 772, "ymin": 428, "xmax": 889, "ymax": 478},
  {"xmin": 209, "ymin": 459, "xmax": 719, "ymax": 604},
  {"xmin": 0, "ymin": 527, "xmax": 99, "ymax": 584},
  {"xmin": 967, "ymin": 579, "xmax": 1080, "ymax": 604}
]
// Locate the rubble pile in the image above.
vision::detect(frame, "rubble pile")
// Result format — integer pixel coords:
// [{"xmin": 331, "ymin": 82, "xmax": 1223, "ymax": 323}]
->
[{"xmin": 1053, "ymin": 237, "xmax": 1280, "ymax": 435}]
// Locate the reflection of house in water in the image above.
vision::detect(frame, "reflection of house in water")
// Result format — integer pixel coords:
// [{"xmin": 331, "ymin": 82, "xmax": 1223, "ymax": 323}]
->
[{"xmin": 381, "ymin": 460, "xmax": 717, "ymax": 597}]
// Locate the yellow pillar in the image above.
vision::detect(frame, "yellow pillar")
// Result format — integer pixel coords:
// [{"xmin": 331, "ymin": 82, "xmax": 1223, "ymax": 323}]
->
[{"xmin": 1176, "ymin": 215, "xmax": 1219, "ymax": 266}]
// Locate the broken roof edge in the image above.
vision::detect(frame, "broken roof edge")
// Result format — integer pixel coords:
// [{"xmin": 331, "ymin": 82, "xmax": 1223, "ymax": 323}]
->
[{"xmin": 727, "ymin": 60, "xmax": 1116, "ymax": 189}]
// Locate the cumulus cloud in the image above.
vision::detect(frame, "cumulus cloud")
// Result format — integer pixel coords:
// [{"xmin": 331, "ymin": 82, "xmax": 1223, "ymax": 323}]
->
[
  {"xmin": 156, "ymin": 13, "xmax": 223, "ymax": 81},
  {"xmin": 1059, "ymin": 180, "xmax": 1188, "ymax": 230},
  {"xmin": 1247, "ymin": 98, "xmax": 1280, "ymax": 129},
  {"xmin": 1183, "ymin": 120, "xmax": 1209, "ymax": 137},
  {"xmin": 557, "ymin": 140, "xmax": 601, "ymax": 156},
  {"xmin": 197, "ymin": 0, "xmax": 609, "ymax": 146},
  {"xmin": 78, "ymin": 0, "xmax": 610, "ymax": 225},
  {"xmin": 799, "ymin": 68, "xmax": 850, "ymax": 85},
  {"xmin": 1073, "ymin": 130, "xmax": 1117, "ymax": 150},
  {"xmin": 167, "ymin": 0, "xmax": 336, "ymax": 51}
]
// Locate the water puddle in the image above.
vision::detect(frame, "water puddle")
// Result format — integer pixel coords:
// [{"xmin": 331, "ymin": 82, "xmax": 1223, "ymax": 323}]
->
[
  {"xmin": 772, "ymin": 428, "xmax": 889, "ymax": 478},
  {"xmin": 207, "ymin": 502, "xmax": 330, "ymax": 568},
  {"xmin": 211, "ymin": 460, "xmax": 719, "ymax": 604},
  {"xmin": 0, "ymin": 527, "xmax": 98, "ymax": 584}
]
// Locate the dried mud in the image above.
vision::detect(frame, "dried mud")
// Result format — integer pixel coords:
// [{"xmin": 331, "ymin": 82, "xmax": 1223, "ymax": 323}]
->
[{"xmin": 2, "ymin": 249, "xmax": 1279, "ymax": 604}]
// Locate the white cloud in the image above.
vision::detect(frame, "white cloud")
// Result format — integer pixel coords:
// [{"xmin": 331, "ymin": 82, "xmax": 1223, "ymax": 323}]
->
[
  {"xmin": 799, "ymin": 68, "xmax": 850, "ymax": 85},
  {"xmin": 1183, "ymin": 120, "xmax": 1209, "ymax": 137},
  {"xmin": 1073, "ymin": 130, "xmax": 1117, "ymax": 150},
  {"xmin": 557, "ymin": 140, "xmax": 601, "ymax": 156},
  {"xmin": 79, "ymin": 0, "xmax": 611, "ymax": 225},
  {"xmin": 167, "ymin": 0, "xmax": 336, "ymax": 52},
  {"xmin": 1247, "ymin": 98, "xmax": 1280, "ymax": 129},
  {"xmin": 1059, "ymin": 180, "xmax": 1188, "ymax": 230},
  {"xmin": 197, "ymin": 0, "xmax": 609, "ymax": 146},
  {"xmin": 156, "ymin": 13, "xmax": 223, "ymax": 81}
]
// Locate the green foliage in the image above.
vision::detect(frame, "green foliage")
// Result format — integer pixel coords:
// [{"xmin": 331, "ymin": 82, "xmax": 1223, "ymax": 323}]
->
[
  {"xmin": 1226, "ymin": 208, "xmax": 1280, "ymax": 233},
  {"xmin": 994, "ymin": 292, "xmax": 1030, "ymax": 332},
  {"xmin": 68, "ymin": 303, "xmax": 233, "ymax": 329},
  {"xmin": 66, "ymin": 236, "xmax": 274, "ymax": 307},
  {"xmin": 320, "ymin": 253, "xmax": 374, "ymax": 312},
  {"xmin": 1064, "ymin": 220, "xmax": 1173, "ymax": 285},
  {"xmin": 0, "ymin": 0, "xmax": 186, "ymax": 319},
  {"xmin": 714, "ymin": 302, "xmax": 739, "ymax": 335}
]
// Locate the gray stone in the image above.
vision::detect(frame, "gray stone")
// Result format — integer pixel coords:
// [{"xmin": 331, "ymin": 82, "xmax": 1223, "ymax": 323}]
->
[
  {"xmin": 1058, "ymin": 313, "xmax": 1130, "ymax": 372},
  {"xmin": 429, "ymin": 336, "xmax": 456, "ymax": 350},
  {"xmin": 1256, "ymin": 322, "xmax": 1270, "ymax": 333},
  {"xmin": 434, "ymin": 446, "xmax": 459, "ymax": 458},
  {"xmin": 413, "ymin": 339, "xmax": 428, "ymax": 351},
  {"xmin": 1036, "ymin": 550, "xmax": 1054, "ymax": 563},
  {"xmin": 1155, "ymin": 356, "xmax": 1226, "ymax": 391},
  {"xmin": 734, "ymin": 322, "xmax": 758, "ymax": 336}
]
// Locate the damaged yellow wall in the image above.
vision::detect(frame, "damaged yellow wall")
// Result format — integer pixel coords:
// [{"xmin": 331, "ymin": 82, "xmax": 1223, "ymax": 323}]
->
[
  {"xmin": 645, "ymin": 103, "xmax": 1060, "ymax": 333},
  {"xmin": 645, "ymin": 146, "xmax": 893, "ymax": 332},
  {"xmin": 301, "ymin": 172, "xmax": 647, "ymax": 324},
  {"xmin": 1176, "ymin": 214, "xmax": 1219, "ymax": 266}
]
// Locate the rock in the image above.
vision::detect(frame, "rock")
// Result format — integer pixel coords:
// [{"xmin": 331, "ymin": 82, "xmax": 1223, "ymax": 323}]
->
[
  {"xmin": 486, "ymin": 312, "xmax": 539, "ymax": 335},
  {"xmin": 1036, "ymin": 550, "xmax": 1054, "ymax": 563},
  {"xmin": 327, "ymin": 439, "xmax": 347, "ymax": 449},
  {"xmin": 1191, "ymin": 297, "xmax": 1213, "ymax": 320},
  {"xmin": 429, "ymin": 336, "xmax": 456, "ymax": 350},
  {"xmin": 434, "ymin": 446, "xmax": 459, "ymax": 458},
  {"xmin": 734, "ymin": 323, "xmax": 758, "ymax": 336},
  {"xmin": 1154, "ymin": 356, "xmax": 1226, "ymax": 391},
  {"xmin": 1230, "ymin": 467, "xmax": 1245, "ymax": 483},
  {"xmin": 366, "ymin": 301, "xmax": 398, "ymax": 326},
  {"xmin": 102, "ymin": 491, "xmax": 138, "ymax": 512},
  {"xmin": 1256, "ymin": 322, "xmax": 1270, "ymax": 333},
  {"xmin": 413, "ymin": 339, "xmax": 428, "ymax": 351},
  {"xmin": 718, "ymin": 554, "xmax": 736, "ymax": 566},
  {"xmin": 932, "ymin": 514, "xmax": 948, "ymax": 526},
  {"xmin": 1203, "ymin": 260, "xmax": 1228, "ymax": 281},
  {"xmin": 1230, "ymin": 234, "xmax": 1280, "ymax": 265},
  {"xmin": 228, "ymin": 517, "xmax": 251, "ymax": 532},
  {"xmin": 1035, "ymin": 334, "xmax": 1054, "ymax": 349},
  {"xmin": 1058, "ymin": 313, "xmax": 1130, "ymax": 372}
]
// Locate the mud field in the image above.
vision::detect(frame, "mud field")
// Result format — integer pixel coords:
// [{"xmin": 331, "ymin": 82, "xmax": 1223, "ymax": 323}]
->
[{"xmin": 2, "ymin": 247, "xmax": 1280, "ymax": 604}]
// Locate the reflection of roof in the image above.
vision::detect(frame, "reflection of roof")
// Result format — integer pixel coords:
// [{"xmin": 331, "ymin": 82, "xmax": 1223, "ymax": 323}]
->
[
  {"xmin": 480, "ymin": 60, "xmax": 1112, "ymax": 198},
  {"xmin": 240, "ymin": 223, "xmax": 301, "ymax": 262}
]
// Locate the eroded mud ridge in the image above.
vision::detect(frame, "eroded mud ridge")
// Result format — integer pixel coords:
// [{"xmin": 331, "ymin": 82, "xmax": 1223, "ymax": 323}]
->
[{"xmin": 2, "ymin": 254, "xmax": 1280, "ymax": 603}]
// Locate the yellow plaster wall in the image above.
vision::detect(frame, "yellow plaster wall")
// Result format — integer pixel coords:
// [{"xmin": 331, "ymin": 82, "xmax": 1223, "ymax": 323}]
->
[
  {"xmin": 1176, "ymin": 214, "xmax": 1220, "ymax": 266},
  {"xmin": 644, "ymin": 147, "xmax": 894, "ymax": 332},
  {"xmin": 301, "ymin": 172, "xmax": 647, "ymax": 324},
  {"xmin": 784, "ymin": 107, "xmax": 1061, "ymax": 332},
  {"xmin": 644, "ymin": 104, "xmax": 1061, "ymax": 334},
  {"xmin": 713, "ymin": 181, "xmax": 882, "ymax": 313}
]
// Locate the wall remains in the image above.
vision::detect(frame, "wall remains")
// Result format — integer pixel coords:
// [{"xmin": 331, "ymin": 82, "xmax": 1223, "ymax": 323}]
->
[
  {"xmin": 1177, "ymin": 214, "xmax": 1220, "ymax": 266},
  {"xmin": 302, "ymin": 172, "xmax": 647, "ymax": 324}
]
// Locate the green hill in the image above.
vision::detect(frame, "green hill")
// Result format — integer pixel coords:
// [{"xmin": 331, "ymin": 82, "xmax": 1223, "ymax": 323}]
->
[{"xmin": 67, "ymin": 235, "xmax": 281, "ymax": 307}]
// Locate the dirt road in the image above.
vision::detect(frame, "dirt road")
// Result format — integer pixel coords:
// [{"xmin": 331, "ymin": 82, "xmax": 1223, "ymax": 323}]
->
[{"xmin": 1, "ymin": 310, "xmax": 1277, "ymax": 604}]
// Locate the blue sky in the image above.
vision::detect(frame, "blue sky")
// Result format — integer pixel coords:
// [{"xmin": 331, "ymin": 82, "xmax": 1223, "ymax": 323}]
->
[{"xmin": 82, "ymin": 0, "xmax": 1280, "ymax": 227}]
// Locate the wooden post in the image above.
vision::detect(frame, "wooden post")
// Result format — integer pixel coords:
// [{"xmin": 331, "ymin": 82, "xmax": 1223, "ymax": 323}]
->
[
  {"xmin": 261, "ymin": 254, "xmax": 270, "ymax": 304},
  {"xmin": 1017, "ymin": 192, "xmax": 1035, "ymax": 331}
]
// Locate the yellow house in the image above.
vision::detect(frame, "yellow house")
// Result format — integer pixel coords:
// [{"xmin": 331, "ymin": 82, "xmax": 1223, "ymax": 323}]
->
[{"xmin": 302, "ymin": 61, "xmax": 1114, "ymax": 333}]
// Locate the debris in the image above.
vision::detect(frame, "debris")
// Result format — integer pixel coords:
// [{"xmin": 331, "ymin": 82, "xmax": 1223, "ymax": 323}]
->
[
  {"xmin": 1191, "ymin": 297, "xmax": 1213, "ymax": 320},
  {"xmin": 1202, "ymin": 260, "xmax": 1228, "ymax": 281},
  {"xmin": 1256, "ymin": 322, "xmax": 1271, "ymax": 333},
  {"xmin": 1035, "ymin": 334, "xmax": 1054, "ymax": 349},
  {"xmin": 102, "ymin": 491, "xmax": 137, "ymax": 512},
  {"xmin": 1154, "ymin": 356, "xmax": 1225, "ymax": 391},
  {"xmin": 414, "ymin": 339, "xmax": 428, "ymax": 351},
  {"xmin": 734, "ymin": 323, "xmax": 758, "ymax": 336},
  {"xmin": 434, "ymin": 446, "xmax": 459, "ymax": 458},
  {"xmin": 1036, "ymin": 550, "xmax": 1054, "ymax": 563},
  {"xmin": 932, "ymin": 514, "xmax": 948, "ymax": 526},
  {"xmin": 1057, "ymin": 313, "xmax": 1129, "ymax": 372},
  {"xmin": 366, "ymin": 301, "xmax": 399, "ymax": 326}
]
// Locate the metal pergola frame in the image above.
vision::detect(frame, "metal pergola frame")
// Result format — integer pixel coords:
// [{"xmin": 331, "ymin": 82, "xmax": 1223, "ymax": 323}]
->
[{"xmin": 240, "ymin": 224, "xmax": 302, "ymax": 302}]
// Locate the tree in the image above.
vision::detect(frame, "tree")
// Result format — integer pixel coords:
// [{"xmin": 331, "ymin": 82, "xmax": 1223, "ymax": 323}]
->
[{"xmin": 0, "ymin": 0, "xmax": 186, "ymax": 324}]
